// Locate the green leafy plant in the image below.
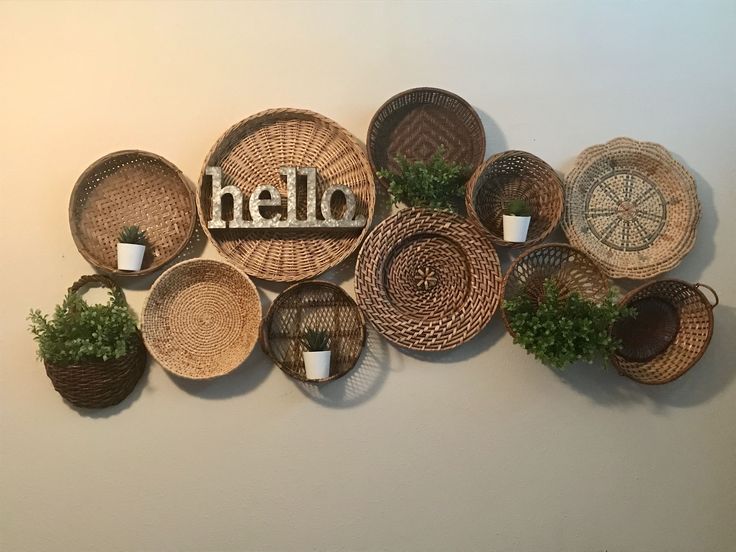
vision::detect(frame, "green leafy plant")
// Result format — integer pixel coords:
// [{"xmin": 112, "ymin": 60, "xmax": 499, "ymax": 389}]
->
[
  {"xmin": 376, "ymin": 146, "xmax": 469, "ymax": 212},
  {"xmin": 301, "ymin": 329, "xmax": 330, "ymax": 352},
  {"xmin": 118, "ymin": 225, "xmax": 147, "ymax": 245},
  {"xmin": 503, "ymin": 279, "xmax": 635, "ymax": 369},
  {"xmin": 504, "ymin": 198, "xmax": 531, "ymax": 217}
]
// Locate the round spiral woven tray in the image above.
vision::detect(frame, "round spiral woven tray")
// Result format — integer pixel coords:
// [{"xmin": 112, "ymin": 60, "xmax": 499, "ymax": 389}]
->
[
  {"xmin": 611, "ymin": 280, "xmax": 717, "ymax": 384},
  {"xmin": 367, "ymin": 87, "xmax": 485, "ymax": 179},
  {"xmin": 355, "ymin": 208, "xmax": 502, "ymax": 351},
  {"xmin": 142, "ymin": 259, "xmax": 262, "ymax": 379},
  {"xmin": 261, "ymin": 281, "xmax": 366, "ymax": 383},
  {"xmin": 198, "ymin": 109, "xmax": 375, "ymax": 282},
  {"xmin": 69, "ymin": 150, "xmax": 197, "ymax": 276},
  {"xmin": 466, "ymin": 150, "xmax": 564, "ymax": 247},
  {"xmin": 562, "ymin": 137, "xmax": 700, "ymax": 279}
]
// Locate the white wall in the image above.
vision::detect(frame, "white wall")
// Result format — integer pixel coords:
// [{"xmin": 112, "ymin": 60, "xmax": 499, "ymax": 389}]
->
[{"xmin": 1, "ymin": 1, "xmax": 735, "ymax": 551}]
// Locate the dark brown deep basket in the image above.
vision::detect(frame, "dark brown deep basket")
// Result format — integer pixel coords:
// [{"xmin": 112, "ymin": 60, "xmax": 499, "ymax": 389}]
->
[
  {"xmin": 42, "ymin": 275, "xmax": 147, "ymax": 409},
  {"xmin": 466, "ymin": 151, "xmax": 564, "ymax": 247}
]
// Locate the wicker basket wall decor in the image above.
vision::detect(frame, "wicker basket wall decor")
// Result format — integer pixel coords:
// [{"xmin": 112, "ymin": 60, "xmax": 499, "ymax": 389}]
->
[
  {"xmin": 142, "ymin": 259, "xmax": 262, "ymax": 379},
  {"xmin": 562, "ymin": 137, "xmax": 700, "ymax": 279},
  {"xmin": 43, "ymin": 275, "xmax": 147, "ymax": 409},
  {"xmin": 466, "ymin": 150, "xmax": 564, "ymax": 247},
  {"xmin": 355, "ymin": 208, "xmax": 502, "ymax": 351},
  {"xmin": 611, "ymin": 280, "xmax": 718, "ymax": 384},
  {"xmin": 261, "ymin": 281, "xmax": 366, "ymax": 383},
  {"xmin": 69, "ymin": 150, "xmax": 197, "ymax": 276},
  {"xmin": 198, "ymin": 109, "xmax": 375, "ymax": 282}
]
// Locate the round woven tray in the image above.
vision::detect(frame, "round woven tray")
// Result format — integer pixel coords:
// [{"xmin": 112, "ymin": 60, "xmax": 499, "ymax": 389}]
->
[
  {"xmin": 261, "ymin": 281, "xmax": 366, "ymax": 383},
  {"xmin": 466, "ymin": 150, "xmax": 564, "ymax": 247},
  {"xmin": 367, "ymin": 87, "xmax": 485, "ymax": 179},
  {"xmin": 355, "ymin": 208, "xmax": 502, "ymax": 351},
  {"xmin": 69, "ymin": 150, "xmax": 197, "ymax": 276},
  {"xmin": 562, "ymin": 137, "xmax": 700, "ymax": 279},
  {"xmin": 142, "ymin": 259, "xmax": 262, "ymax": 379},
  {"xmin": 198, "ymin": 109, "xmax": 375, "ymax": 282},
  {"xmin": 611, "ymin": 280, "xmax": 718, "ymax": 384}
]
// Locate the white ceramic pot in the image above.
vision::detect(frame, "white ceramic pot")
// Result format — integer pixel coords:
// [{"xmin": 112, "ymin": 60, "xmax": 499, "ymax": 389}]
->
[
  {"xmin": 117, "ymin": 243, "xmax": 146, "ymax": 271},
  {"xmin": 502, "ymin": 215, "xmax": 531, "ymax": 242},
  {"xmin": 303, "ymin": 350, "xmax": 331, "ymax": 380}
]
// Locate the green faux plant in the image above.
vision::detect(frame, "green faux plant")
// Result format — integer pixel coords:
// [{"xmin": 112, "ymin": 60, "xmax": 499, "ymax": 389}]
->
[
  {"xmin": 503, "ymin": 279, "xmax": 635, "ymax": 369},
  {"xmin": 301, "ymin": 329, "xmax": 330, "ymax": 352},
  {"xmin": 118, "ymin": 225, "xmax": 147, "ymax": 245},
  {"xmin": 504, "ymin": 198, "xmax": 531, "ymax": 217},
  {"xmin": 376, "ymin": 146, "xmax": 469, "ymax": 212}
]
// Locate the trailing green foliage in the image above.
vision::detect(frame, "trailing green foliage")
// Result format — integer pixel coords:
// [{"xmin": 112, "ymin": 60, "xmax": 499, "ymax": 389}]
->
[
  {"xmin": 118, "ymin": 225, "xmax": 147, "ymax": 245},
  {"xmin": 504, "ymin": 198, "xmax": 531, "ymax": 217},
  {"xmin": 376, "ymin": 146, "xmax": 469, "ymax": 212},
  {"xmin": 503, "ymin": 279, "xmax": 635, "ymax": 369},
  {"xmin": 301, "ymin": 329, "xmax": 330, "ymax": 352}
]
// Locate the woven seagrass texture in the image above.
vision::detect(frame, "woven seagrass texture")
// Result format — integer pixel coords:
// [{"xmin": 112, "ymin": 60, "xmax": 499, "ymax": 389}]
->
[
  {"xmin": 261, "ymin": 281, "xmax": 366, "ymax": 383},
  {"xmin": 69, "ymin": 150, "xmax": 197, "ymax": 276},
  {"xmin": 466, "ymin": 150, "xmax": 563, "ymax": 247},
  {"xmin": 562, "ymin": 137, "xmax": 700, "ymax": 279},
  {"xmin": 611, "ymin": 280, "xmax": 717, "ymax": 385},
  {"xmin": 43, "ymin": 275, "xmax": 147, "ymax": 409},
  {"xmin": 142, "ymin": 259, "xmax": 261, "ymax": 379},
  {"xmin": 501, "ymin": 243, "xmax": 610, "ymax": 336},
  {"xmin": 367, "ymin": 87, "xmax": 485, "ymax": 179},
  {"xmin": 355, "ymin": 208, "xmax": 502, "ymax": 351},
  {"xmin": 198, "ymin": 109, "xmax": 375, "ymax": 282}
]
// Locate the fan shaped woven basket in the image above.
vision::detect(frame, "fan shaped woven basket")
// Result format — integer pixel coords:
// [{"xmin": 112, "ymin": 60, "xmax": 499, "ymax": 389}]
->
[
  {"xmin": 43, "ymin": 275, "xmax": 147, "ymax": 409},
  {"xmin": 261, "ymin": 281, "xmax": 366, "ymax": 383},
  {"xmin": 611, "ymin": 280, "xmax": 718, "ymax": 384},
  {"xmin": 198, "ymin": 109, "xmax": 375, "ymax": 282},
  {"xmin": 562, "ymin": 137, "xmax": 700, "ymax": 279},
  {"xmin": 466, "ymin": 150, "xmax": 563, "ymax": 247},
  {"xmin": 69, "ymin": 150, "xmax": 197, "ymax": 276},
  {"xmin": 355, "ymin": 208, "xmax": 502, "ymax": 351},
  {"xmin": 142, "ymin": 259, "xmax": 262, "ymax": 379}
]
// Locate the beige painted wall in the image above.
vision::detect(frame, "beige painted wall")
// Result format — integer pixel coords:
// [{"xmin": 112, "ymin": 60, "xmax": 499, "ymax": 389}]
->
[{"xmin": 1, "ymin": 1, "xmax": 735, "ymax": 551}]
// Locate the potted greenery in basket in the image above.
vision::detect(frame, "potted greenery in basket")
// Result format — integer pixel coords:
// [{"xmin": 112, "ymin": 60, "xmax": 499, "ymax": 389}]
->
[
  {"xmin": 301, "ymin": 328, "xmax": 331, "ymax": 380},
  {"xmin": 117, "ymin": 225, "xmax": 147, "ymax": 271},
  {"xmin": 503, "ymin": 199, "xmax": 532, "ymax": 242}
]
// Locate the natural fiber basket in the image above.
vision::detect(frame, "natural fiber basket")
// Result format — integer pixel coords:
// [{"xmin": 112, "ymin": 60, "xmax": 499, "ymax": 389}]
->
[
  {"xmin": 198, "ymin": 109, "xmax": 375, "ymax": 282},
  {"xmin": 69, "ymin": 150, "xmax": 197, "ymax": 276},
  {"xmin": 562, "ymin": 137, "xmax": 700, "ymax": 279},
  {"xmin": 611, "ymin": 280, "xmax": 718, "ymax": 384},
  {"xmin": 43, "ymin": 275, "xmax": 147, "ymax": 409},
  {"xmin": 142, "ymin": 259, "xmax": 262, "ymax": 379},
  {"xmin": 355, "ymin": 208, "xmax": 502, "ymax": 351},
  {"xmin": 261, "ymin": 281, "xmax": 366, "ymax": 383},
  {"xmin": 466, "ymin": 150, "xmax": 564, "ymax": 247}
]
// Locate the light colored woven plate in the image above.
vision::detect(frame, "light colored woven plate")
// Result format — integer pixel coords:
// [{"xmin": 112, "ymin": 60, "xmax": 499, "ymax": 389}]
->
[
  {"xmin": 355, "ymin": 208, "xmax": 502, "ymax": 351},
  {"xmin": 562, "ymin": 137, "xmax": 700, "ymax": 279},
  {"xmin": 142, "ymin": 259, "xmax": 262, "ymax": 379},
  {"xmin": 198, "ymin": 109, "xmax": 375, "ymax": 282},
  {"xmin": 69, "ymin": 150, "xmax": 197, "ymax": 276}
]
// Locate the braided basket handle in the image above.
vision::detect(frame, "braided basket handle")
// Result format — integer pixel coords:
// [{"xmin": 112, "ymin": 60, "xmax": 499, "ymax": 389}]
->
[
  {"xmin": 68, "ymin": 274, "xmax": 126, "ymax": 306},
  {"xmin": 695, "ymin": 283, "xmax": 719, "ymax": 308}
]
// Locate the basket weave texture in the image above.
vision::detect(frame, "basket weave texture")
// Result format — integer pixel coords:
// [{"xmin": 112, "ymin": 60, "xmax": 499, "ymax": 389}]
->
[
  {"xmin": 261, "ymin": 281, "xmax": 366, "ymax": 383},
  {"xmin": 466, "ymin": 150, "xmax": 563, "ymax": 247},
  {"xmin": 69, "ymin": 150, "xmax": 197, "ymax": 276},
  {"xmin": 43, "ymin": 275, "xmax": 147, "ymax": 409},
  {"xmin": 355, "ymin": 208, "xmax": 502, "ymax": 351},
  {"xmin": 611, "ymin": 280, "xmax": 717, "ymax": 384},
  {"xmin": 142, "ymin": 259, "xmax": 262, "ymax": 379},
  {"xmin": 562, "ymin": 137, "xmax": 700, "ymax": 279},
  {"xmin": 198, "ymin": 109, "xmax": 375, "ymax": 282}
]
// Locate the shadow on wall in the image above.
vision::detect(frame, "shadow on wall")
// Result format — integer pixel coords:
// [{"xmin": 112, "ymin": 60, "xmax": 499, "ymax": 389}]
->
[{"xmin": 474, "ymin": 107, "xmax": 508, "ymax": 158}]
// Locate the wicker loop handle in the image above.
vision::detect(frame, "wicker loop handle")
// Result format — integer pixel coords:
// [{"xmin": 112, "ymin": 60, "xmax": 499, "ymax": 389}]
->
[
  {"xmin": 695, "ymin": 283, "xmax": 719, "ymax": 308},
  {"xmin": 69, "ymin": 274, "xmax": 125, "ymax": 307},
  {"xmin": 259, "ymin": 321, "xmax": 272, "ymax": 356}
]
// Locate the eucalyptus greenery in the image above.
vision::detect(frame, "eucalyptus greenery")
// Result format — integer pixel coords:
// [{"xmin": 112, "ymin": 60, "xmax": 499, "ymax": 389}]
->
[
  {"xmin": 301, "ymin": 329, "xmax": 330, "ymax": 352},
  {"xmin": 118, "ymin": 225, "xmax": 147, "ymax": 245},
  {"xmin": 504, "ymin": 198, "xmax": 531, "ymax": 217}
]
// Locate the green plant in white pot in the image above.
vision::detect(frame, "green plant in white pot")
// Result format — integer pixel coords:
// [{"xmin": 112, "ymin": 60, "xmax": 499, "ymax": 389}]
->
[
  {"xmin": 117, "ymin": 225, "xmax": 147, "ymax": 271},
  {"xmin": 502, "ymin": 199, "xmax": 532, "ymax": 242},
  {"xmin": 301, "ymin": 329, "xmax": 331, "ymax": 380}
]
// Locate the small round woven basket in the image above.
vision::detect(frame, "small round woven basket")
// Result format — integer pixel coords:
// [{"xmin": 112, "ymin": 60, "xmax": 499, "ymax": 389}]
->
[
  {"xmin": 43, "ymin": 275, "xmax": 147, "ymax": 409},
  {"xmin": 142, "ymin": 259, "xmax": 262, "ymax": 379},
  {"xmin": 261, "ymin": 281, "xmax": 366, "ymax": 383},
  {"xmin": 466, "ymin": 150, "xmax": 564, "ymax": 247},
  {"xmin": 611, "ymin": 280, "xmax": 718, "ymax": 384},
  {"xmin": 69, "ymin": 150, "xmax": 197, "ymax": 276}
]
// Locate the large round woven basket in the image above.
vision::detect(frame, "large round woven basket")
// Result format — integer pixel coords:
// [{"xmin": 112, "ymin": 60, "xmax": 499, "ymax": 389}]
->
[
  {"xmin": 198, "ymin": 109, "xmax": 375, "ymax": 282},
  {"xmin": 562, "ymin": 137, "xmax": 700, "ymax": 279},
  {"xmin": 466, "ymin": 150, "xmax": 564, "ymax": 247},
  {"xmin": 355, "ymin": 208, "xmax": 502, "ymax": 351},
  {"xmin": 611, "ymin": 280, "xmax": 718, "ymax": 384},
  {"xmin": 142, "ymin": 259, "xmax": 262, "ymax": 379},
  {"xmin": 69, "ymin": 150, "xmax": 197, "ymax": 276},
  {"xmin": 261, "ymin": 281, "xmax": 366, "ymax": 383}
]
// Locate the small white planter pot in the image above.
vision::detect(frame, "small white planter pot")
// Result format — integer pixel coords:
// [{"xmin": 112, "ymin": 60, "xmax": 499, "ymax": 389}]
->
[
  {"xmin": 502, "ymin": 215, "xmax": 531, "ymax": 243},
  {"xmin": 117, "ymin": 243, "xmax": 146, "ymax": 271},
  {"xmin": 303, "ymin": 351, "xmax": 331, "ymax": 380}
]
